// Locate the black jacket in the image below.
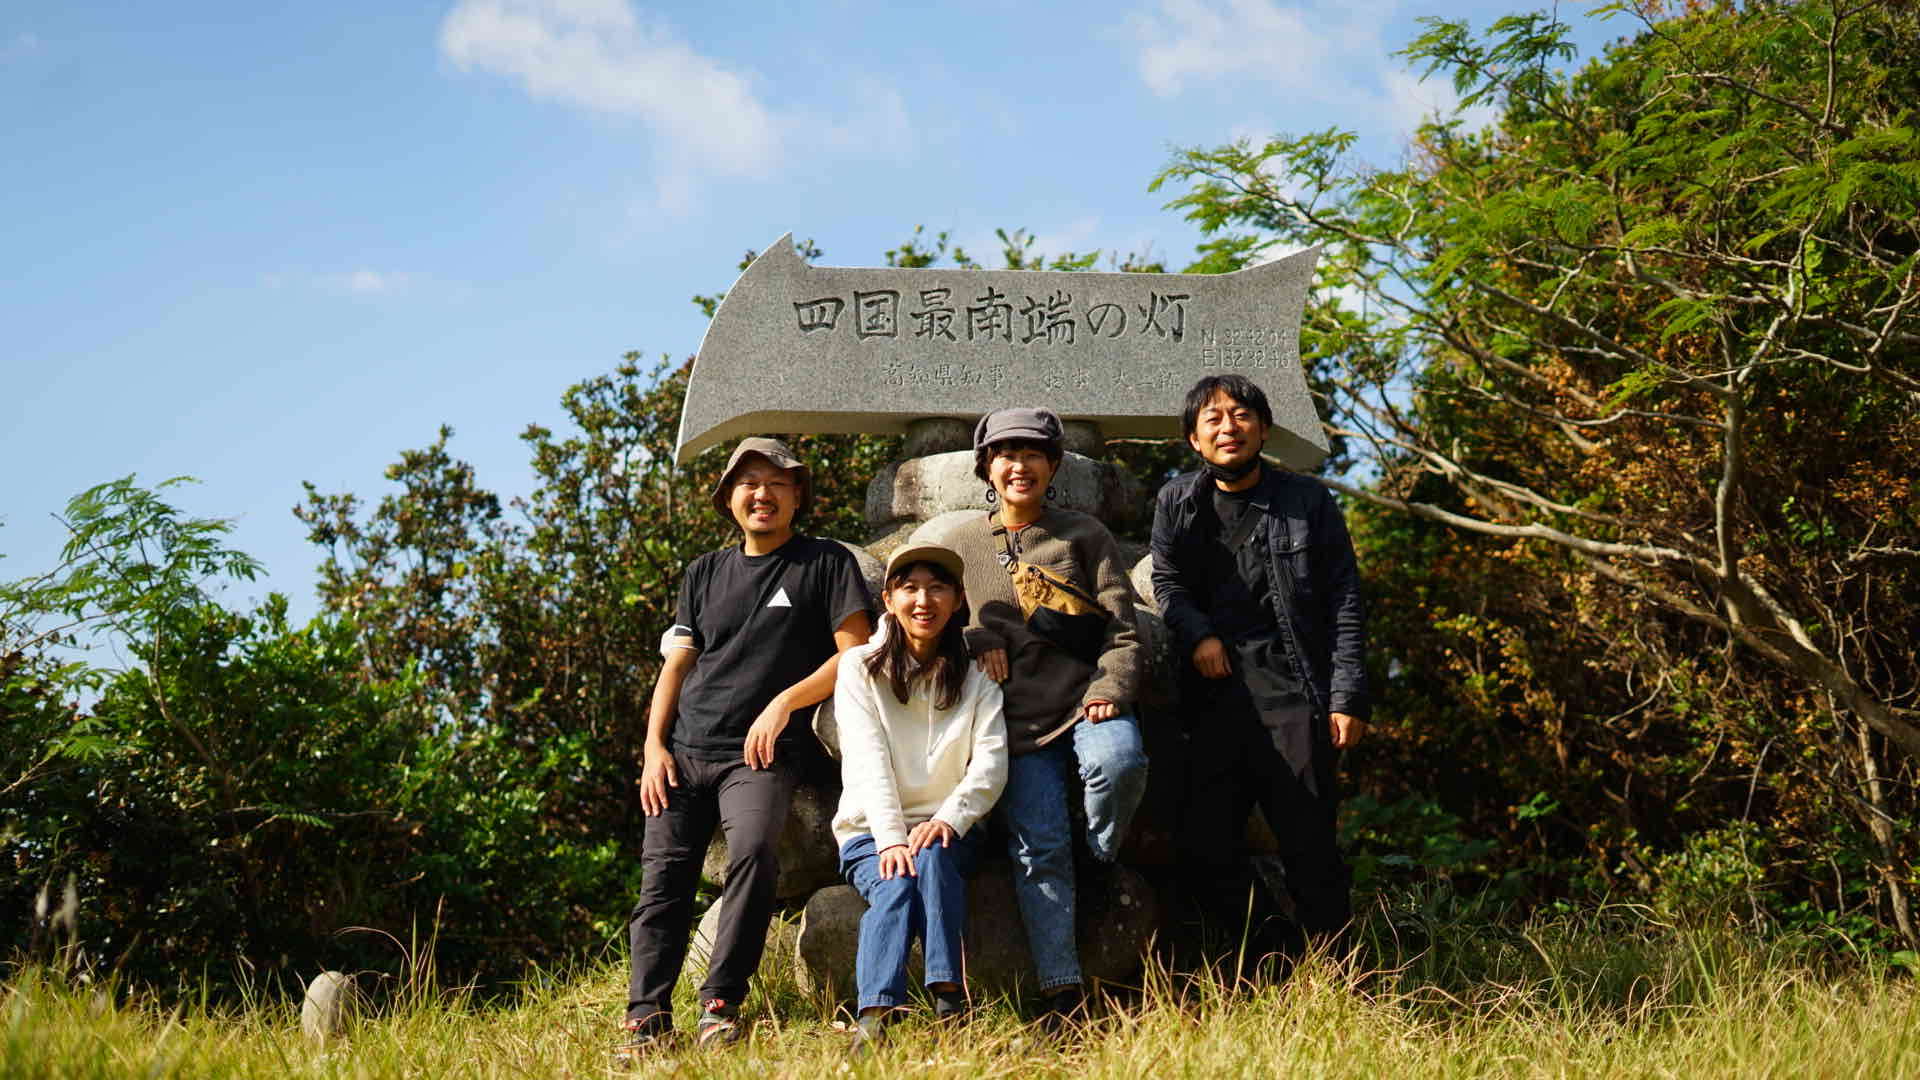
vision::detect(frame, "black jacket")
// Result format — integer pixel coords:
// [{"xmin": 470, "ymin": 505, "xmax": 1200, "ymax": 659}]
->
[{"xmin": 1149, "ymin": 467, "xmax": 1370, "ymax": 721}]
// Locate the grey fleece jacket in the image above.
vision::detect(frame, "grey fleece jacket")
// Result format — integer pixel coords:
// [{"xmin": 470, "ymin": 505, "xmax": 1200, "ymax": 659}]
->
[{"xmin": 947, "ymin": 507, "xmax": 1143, "ymax": 755}]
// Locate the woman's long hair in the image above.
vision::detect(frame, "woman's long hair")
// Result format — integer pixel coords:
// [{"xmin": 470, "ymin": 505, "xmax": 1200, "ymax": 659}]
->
[{"xmin": 864, "ymin": 560, "xmax": 970, "ymax": 710}]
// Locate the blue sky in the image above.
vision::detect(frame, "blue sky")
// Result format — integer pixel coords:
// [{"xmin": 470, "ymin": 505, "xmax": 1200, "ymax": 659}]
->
[{"xmin": 1, "ymin": 1, "xmax": 1626, "ymax": 626}]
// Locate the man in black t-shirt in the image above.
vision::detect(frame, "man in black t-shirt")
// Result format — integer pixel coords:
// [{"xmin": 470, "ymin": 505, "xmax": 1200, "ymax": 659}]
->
[{"xmin": 619, "ymin": 437, "xmax": 872, "ymax": 1056}]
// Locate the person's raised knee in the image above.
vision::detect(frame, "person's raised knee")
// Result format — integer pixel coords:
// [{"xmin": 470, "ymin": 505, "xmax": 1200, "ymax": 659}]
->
[
  {"xmin": 1082, "ymin": 745, "xmax": 1147, "ymax": 787},
  {"xmin": 913, "ymin": 842, "xmax": 966, "ymax": 878},
  {"xmin": 864, "ymin": 874, "xmax": 917, "ymax": 910}
]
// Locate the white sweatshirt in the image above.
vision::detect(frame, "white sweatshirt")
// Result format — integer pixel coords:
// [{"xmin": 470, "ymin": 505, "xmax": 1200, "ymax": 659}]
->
[{"xmin": 830, "ymin": 641, "xmax": 1009, "ymax": 851}]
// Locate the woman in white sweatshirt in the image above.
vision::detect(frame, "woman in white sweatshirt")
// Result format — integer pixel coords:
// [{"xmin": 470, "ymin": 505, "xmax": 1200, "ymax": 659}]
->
[{"xmin": 831, "ymin": 542, "xmax": 1008, "ymax": 1053}]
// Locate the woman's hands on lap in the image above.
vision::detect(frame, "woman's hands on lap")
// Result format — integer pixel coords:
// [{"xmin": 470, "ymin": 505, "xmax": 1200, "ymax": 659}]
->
[
  {"xmin": 906, "ymin": 819, "xmax": 956, "ymax": 855},
  {"xmin": 877, "ymin": 844, "xmax": 916, "ymax": 879}
]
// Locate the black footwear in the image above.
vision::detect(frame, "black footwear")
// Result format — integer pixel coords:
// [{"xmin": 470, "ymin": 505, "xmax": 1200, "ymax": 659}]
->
[
  {"xmin": 612, "ymin": 1015, "xmax": 674, "ymax": 1064},
  {"xmin": 695, "ymin": 998, "xmax": 744, "ymax": 1048},
  {"xmin": 848, "ymin": 1012, "xmax": 888, "ymax": 1059},
  {"xmin": 1035, "ymin": 987, "xmax": 1085, "ymax": 1035},
  {"xmin": 930, "ymin": 986, "xmax": 969, "ymax": 1023}
]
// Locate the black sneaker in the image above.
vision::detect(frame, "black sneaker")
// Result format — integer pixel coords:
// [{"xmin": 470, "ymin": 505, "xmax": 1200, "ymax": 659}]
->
[
  {"xmin": 1035, "ymin": 987, "xmax": 1085, "ymax": 1036},
  {"xmin": 695, "ymin": 998, "xmax": 744, "ymax": 1049},
  {"xmin": 612, "ymin": 1015, "xmax": 674, "ymax": 1064},
  {"xmin": 930, "ymin": 986, "xmax": 969, "ymax": 1023}
]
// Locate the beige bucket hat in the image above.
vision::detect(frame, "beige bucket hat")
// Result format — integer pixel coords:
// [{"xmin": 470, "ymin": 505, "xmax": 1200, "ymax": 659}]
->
[{"xmin": 710, "ymin": 436, "xmax": 813, "ymax": 520}]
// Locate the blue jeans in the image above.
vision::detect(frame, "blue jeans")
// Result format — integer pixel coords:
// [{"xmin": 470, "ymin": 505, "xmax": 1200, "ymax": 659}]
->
[
  {"xmin": 997, "ymin": 714, "xmax": 1149, "ymax": 990},
  {"xmin": 840, "ymin": 830, "xmax": 984, "ymax": 1011}
]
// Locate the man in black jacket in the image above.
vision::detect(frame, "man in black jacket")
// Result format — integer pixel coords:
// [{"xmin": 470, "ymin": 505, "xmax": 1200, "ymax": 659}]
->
[{"xmin": 1150, "ymin": 374, "xmax": 1369, "ymax": 956}]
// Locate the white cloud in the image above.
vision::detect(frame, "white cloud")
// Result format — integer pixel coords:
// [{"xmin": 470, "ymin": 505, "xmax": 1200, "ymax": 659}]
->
[
  {"xmin": 439, "ymin": 1, "xmax": 913, "ymax": 208},
  {"xmin": 1031, "ymin": 217, "xmax": 1104, "ymax": 260},
  {"xmin": 441, "ymin": 0, "xmax": 774, "ymax": 175},
  {"xmin": 263, "ymin": 270, "xmax": 423, "ymax": 297},
  {"xmin": 340, "ymin": 269, "xmax": 415, "ymax": 295},
  {"xmin": 3, "ymin": 31, "xmax": 42, "ymax": 61},
  {"xmin": 1122, "ymin": 0, "xmax": 1393, "ymax": 98},
  {"xmin": 1121, "ymin": 2, "xmax": 1495, "ymax": 143}
]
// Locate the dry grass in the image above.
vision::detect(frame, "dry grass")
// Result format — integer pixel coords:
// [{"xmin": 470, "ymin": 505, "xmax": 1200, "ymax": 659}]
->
[{"xmin": 5, "ymin": 904, "xmax": 1917, "ymax": 1078}]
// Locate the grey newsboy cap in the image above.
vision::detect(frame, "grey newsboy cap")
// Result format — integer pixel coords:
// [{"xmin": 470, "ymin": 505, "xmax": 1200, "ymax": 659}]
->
[
  {"xmin": 711, "ymin": 436, "xmax": 813, "ymax": 520},
  {"xmin": 972, "ymin": 407, "xmax": 1064, "ymax": 452}
]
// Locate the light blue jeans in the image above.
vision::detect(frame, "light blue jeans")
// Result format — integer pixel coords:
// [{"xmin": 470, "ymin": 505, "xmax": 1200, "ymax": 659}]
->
[{"xmin": 996, "ymin": 714, "xmax": 1149, "ymax": 991}]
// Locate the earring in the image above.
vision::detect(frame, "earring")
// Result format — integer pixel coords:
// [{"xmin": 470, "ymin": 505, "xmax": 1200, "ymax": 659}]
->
[
  {"xmin": 985, "ymin": 486, "xmax": 997, "ymax": 505},
  {"xmin": 1046, "ymin": 484, "xmax": 1057, "ymax": 502}
]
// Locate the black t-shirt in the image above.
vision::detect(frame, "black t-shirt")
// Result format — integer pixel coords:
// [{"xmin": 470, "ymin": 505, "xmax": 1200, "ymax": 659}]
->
[
  {"xmin": 1210, "ymin": 485, "xmax": 1276, "ymax": 643},
  {"xmin": 668, "ymin": 535, "xmax": 871, "ymax": 761},
  {"xmin": 1199, "ymin": 484, "xmax": 1310, "ymax": 729}
]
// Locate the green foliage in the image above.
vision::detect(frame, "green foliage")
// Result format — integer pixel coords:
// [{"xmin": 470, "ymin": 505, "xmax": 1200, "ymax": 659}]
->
[
  {"xmin": 1, "ymin": 483, "xmax": 625, "ymax": 994},
  {"xmin": 1650, "ymin": 823, "xmax": 1768, "ymax": 924},
  {"xmin": 1341, "ymin": 793, "xmax": 1513, "ymax": 899}
]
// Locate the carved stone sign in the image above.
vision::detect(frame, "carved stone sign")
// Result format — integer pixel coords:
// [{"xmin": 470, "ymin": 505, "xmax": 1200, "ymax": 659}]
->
[{"xmin": 675, "ymin": 234, "xmax": 1327, "ymax": 468}]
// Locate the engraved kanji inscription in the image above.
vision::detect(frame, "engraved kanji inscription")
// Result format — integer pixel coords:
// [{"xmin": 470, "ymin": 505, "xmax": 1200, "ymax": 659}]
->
[
  {"xmin": 794, "ymin": 297, "xmax": 846, "ymax": 333},
  {"xmin": 910, "ymin": 288, "xmax": 958, "ymax": 341},
  {"xmin": 1137, "ymin": 292, "xmax": 1191, "ymax": 342},
  {"xmin": 1019, "ymin": 290, "xmax": 1075, "ymax": 345},
  {"xmin": 880, "ymin": 360, "xmax": 1006, "ymax": 388},
  {"xmin": 967, "ymin": 287, "xmax": 1013, "ymax": 343},
  {"xmin": 855, "ymin": 290, "xmax": 900, "ymax": 339}
]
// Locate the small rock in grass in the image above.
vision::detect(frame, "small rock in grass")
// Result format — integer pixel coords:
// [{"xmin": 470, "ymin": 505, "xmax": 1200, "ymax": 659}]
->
[{"xmin": 301, "ymin": 970, "xmax": 355, "ymax": 1043}]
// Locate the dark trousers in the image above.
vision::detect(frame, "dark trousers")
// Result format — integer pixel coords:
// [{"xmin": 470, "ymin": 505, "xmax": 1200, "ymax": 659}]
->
[
  {"xmin": 1179, "ymin": 701, "xmax": 1352, "ymax": 956},
  {"xmin": 626, "ymin": 752, "xmax": 794, "ymax": 1024}
]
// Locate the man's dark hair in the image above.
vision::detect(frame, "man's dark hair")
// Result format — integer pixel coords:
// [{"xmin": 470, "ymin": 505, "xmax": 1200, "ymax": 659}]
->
[
  {"xmin": 864, "ymin": 559, "xmax": 970, "ymax": 710},
  {"xmin": 1181, "ymin": 374, "xmax": 1274, "ymax": 437},
  {"xmin": 972, "ymin": 438, "xmax": 1064, "ymax": 482}
]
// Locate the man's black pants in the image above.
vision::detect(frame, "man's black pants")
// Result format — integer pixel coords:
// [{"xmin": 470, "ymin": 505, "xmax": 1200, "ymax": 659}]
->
[
  {"xmin": 1179, "ymin": 701, "xmax": 1352, "ymax": 956},
  {"xmin": 626, "ymin": 752, "xmax": 794, "ymax": 1025}
]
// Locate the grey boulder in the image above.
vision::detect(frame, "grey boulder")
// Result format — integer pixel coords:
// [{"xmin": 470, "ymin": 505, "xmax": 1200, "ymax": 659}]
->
[{"xmin": 1130, "ymin": 554, "xmax": 1156, "ymax": 613}]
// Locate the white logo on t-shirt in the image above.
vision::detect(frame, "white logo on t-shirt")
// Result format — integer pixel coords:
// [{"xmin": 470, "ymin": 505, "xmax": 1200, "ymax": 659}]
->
[{"xmin": 767, "ymin": 587, "xmax": 792, "ymax": 608}]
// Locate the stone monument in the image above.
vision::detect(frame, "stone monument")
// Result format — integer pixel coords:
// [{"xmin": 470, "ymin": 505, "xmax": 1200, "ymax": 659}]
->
[
  {"xmin": 677, "ymin": 234, "xmax": 1327, "ymax": 470},
  {"xmin": 679, "ymin": 233, "xmax": 1322, "ymax": 1000}
]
